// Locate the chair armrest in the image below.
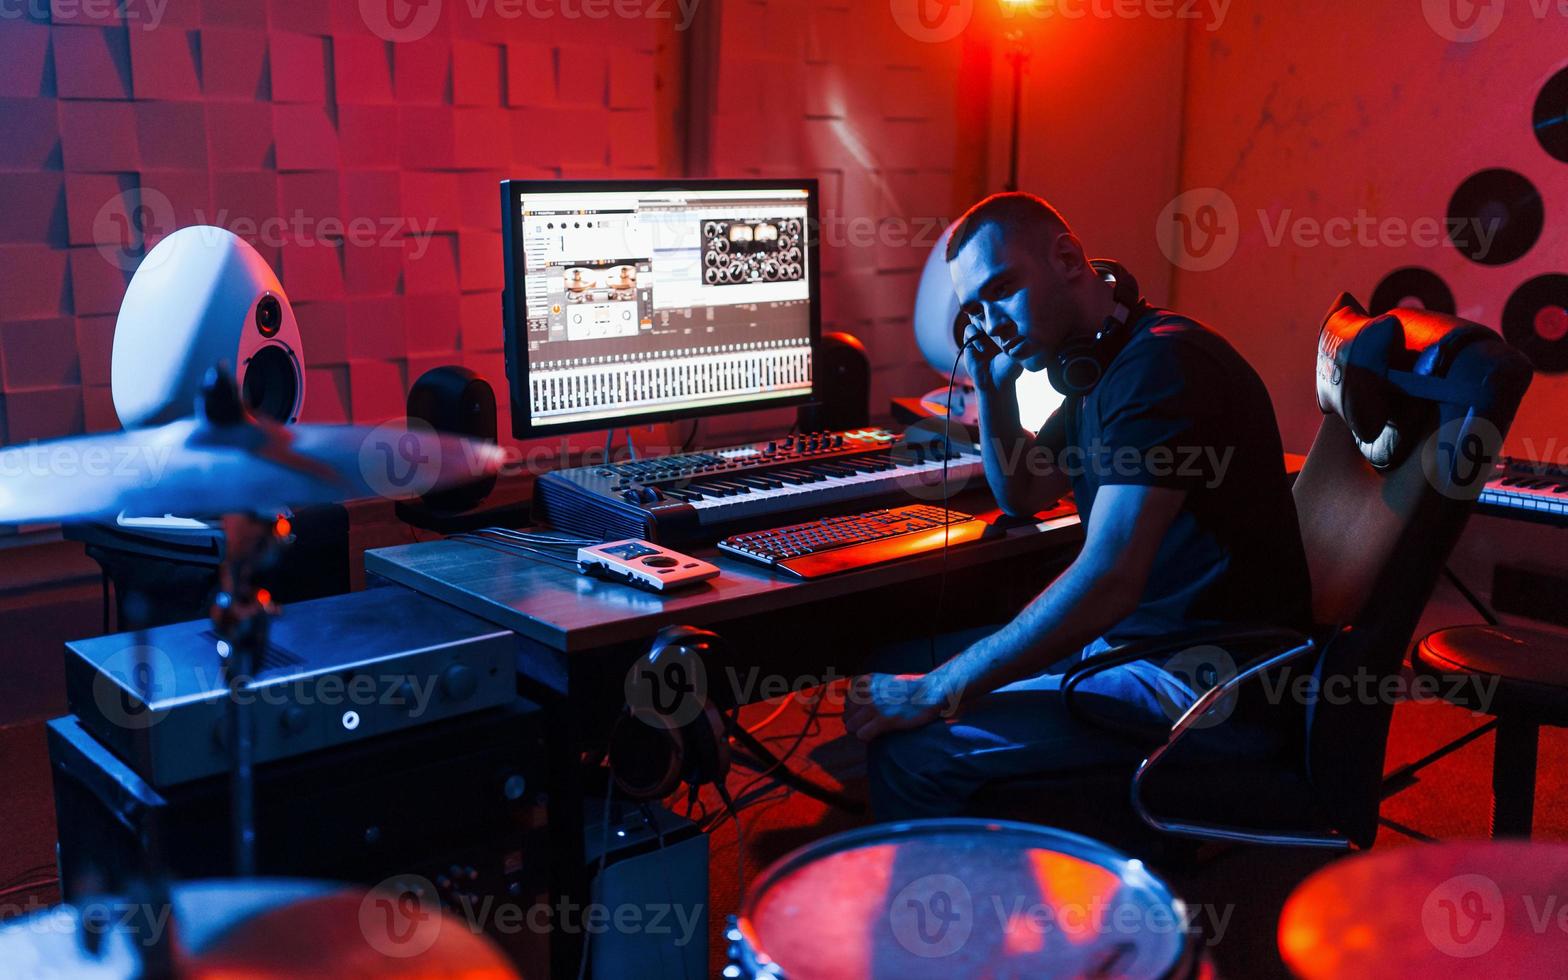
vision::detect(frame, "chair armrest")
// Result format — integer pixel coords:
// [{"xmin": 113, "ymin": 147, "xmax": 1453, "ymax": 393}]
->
[
  {"xmin": 1061, "ymin": 625, "xmax": 1311, "ymax": 739},
  {"xmin": 1129, "ymin": 636, "xmax": 1354, "ymax": 848}
]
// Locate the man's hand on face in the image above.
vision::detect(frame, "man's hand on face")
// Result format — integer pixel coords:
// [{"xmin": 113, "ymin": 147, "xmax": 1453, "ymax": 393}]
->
[
  {"xmin": 963, "ymin": 324, "xmax": 1026, "ymax": 396},
  {"xmin": 843, "ymin": 673, "xmax": 947, "ymax": 742}
]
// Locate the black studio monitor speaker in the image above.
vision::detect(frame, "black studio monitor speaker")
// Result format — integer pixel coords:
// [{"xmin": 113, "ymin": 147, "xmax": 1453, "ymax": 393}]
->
[
  {"xmin": 797, "ymin": 331, "xmax": 871, "ymax": 432},
  {"xmin": 407, "ymin": 366, "xmax": 498, "ymax": 512}
]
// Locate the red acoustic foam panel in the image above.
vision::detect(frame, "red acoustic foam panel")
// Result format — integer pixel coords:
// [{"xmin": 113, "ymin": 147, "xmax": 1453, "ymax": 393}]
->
[
  {"xmin": 83, "ymin": 384, "xmax": 119, "ymax": 433},
  {"xmin": 333, "ymin": 34, "xmax": 396, "ymax": 105},
  {"xmin": 201, "ymin": 29, "xmax": 270, "ymax": 100},
  {"xmin": 0, "ymin": 21, "xmax": 51, "ymax": 99},
  {"xmin": 347, "ymin": 297, "xmax": 407, "ymax": 360},
  {"xmin": 404, "ymin": 294, "xmax": 460, "ymax": 354},
  {"xmin": 268, "ymin": 32, "xmax": 329, "ymax": 104},
  {"xmin": 279, "ymin": 239, "xmax": 346, "ymax": 301},
  {"xmin": 0, "ymin": 173, "xmax": 67, "ymax": 245},
  {"xmin": 302, "ymin": 365, "xmax": 350, "ymax": 423},
  {"xmin": 0, "ymin": 320, "xmax": 81, "ymax": 389},
  {"xmin": 399, "ymin": 171, "xmax": 462, "ymax": 233},
  {"xmin": 0, "ymin": 99, "xmax": 62, "ymax": 170},
  {"xmin": 459, "ymin": 352, "xmax": 505, "ymax": 390},
  {"xmin": 64, "ymin": 173, "xmax": 133, "ymax": 247},
  {"xmin": 136, "ymin": 170, "xmax": 216, "ymax": 232},
  {"xmin": 458, "ymin": 291, "xmax": 502, "ymax": 352},
  {"xmin": 267, "ymin": 0, "xmax": 334, "ymax": 36},
  {"xmin": 279, "ymin": 171, "xmax": 346, "ymax": 227},
  {"xmin": 403, "ymin": 235, "xmax": 459, "ymax": 295},
  {"xmin": 452, "ymin": 108, "xmax": 509, "ymax": 168},
  {"xmin": 50, "ymin": 25, "xmax": 131, "ymax": 101},
  {"xmin": 452, "ymin": 41, "xmax": 503, "ymax": 106},
  {"xmin": 337, "ymin": 104, "xmax": 401, "ymax": 168},
  {"xmin": 208, "ymin": 101, "xmax": 276, "ymax": 169},
  {"xmin": 74, "ymin": 315, "xmax": 117, "ymax": 386},
  {"xmin": 458, "ymin": 230, "xmax": 503, "ymax": 292},
  {"xmin": 136, "ymin": 102, "xmax": 209, "ymax": 170},
  {"xmin": 272, "ymin": 103, "xmax": 340, "ymax": 170},
  {"xmin": 4, "ymin": 387, "xmax": 84, "ymax": 443},
  {"xmin": 555, "ymin": 43, "xmax": 606, "ymax": 106},
  {"xmin": 295, "ymin": 300, "xmax": 349, "ymax": 365},
  {"xmin": 7, "ymin": 9, "xmax": 700, "ymax": 442},
  {"xmin": 398, "ymin": 106, "xmax": 457, "ymax": 169},
  {"xmin": 59, "ymin": 100, "xmax": 140, "ymax": 172},
  {"xmin": 201, "ymin": 0, "xmax": 270, "ymax": 30},
  {"xmin": 343, "ymin": 238, "xmax": 403, "ymax": 296},
  {"xmin": 458, "ymin": 172, "xmax": 504, "ymax": 230},
  {"xmin": 0, "ymin": 246, "xmax": 70, "ymax": 321},
  {"xmin": 511, "ymin": 105, "xmax": 612, "ymax": 168},
  {"xmin": 505, "ymin": 41, "xmax": 554, "ymax": 106},
  {"xmin": 211, "ymin": 171, "xmax": 283, "ymax": 251},
  {"xmin": 128, "ymin": 28, "xmax": 201, "ymax": 101},
  {"xmin": 68, "ymin": 248, "xmax": 132, "ymax": 317},
  {"xmin": 393, "ymin": 38, "xmax": 452, "ymax": 104},
  {"xmin": 609, "ymin": 110, "xmax": 658, "ymax": 168},
  {"xmin": 347, "ymin": 359, "xmax": 405, "ymax": 422},
  {"xmin": 608, "ymin": 51, "xmax": 654, "ymax": 110},
  {"xmin": 342, "ymin": 170, "xmax": 402, "ymax": 223}
]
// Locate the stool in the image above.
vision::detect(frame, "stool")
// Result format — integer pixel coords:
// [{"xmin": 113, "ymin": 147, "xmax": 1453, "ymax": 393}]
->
[{"xmin": 1412, "ymin": 624, "xmax": 1568, "ymax": 837}]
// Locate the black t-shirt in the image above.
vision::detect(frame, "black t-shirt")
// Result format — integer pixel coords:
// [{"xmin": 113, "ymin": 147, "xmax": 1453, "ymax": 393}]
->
[{"xmin": 1033, "ymin": 310, "xmax": 1313, "ymax": 642}]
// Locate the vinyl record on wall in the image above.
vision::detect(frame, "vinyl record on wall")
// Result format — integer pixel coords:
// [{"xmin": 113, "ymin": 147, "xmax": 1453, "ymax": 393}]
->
[
  {"xmin": 1534, "ymin": 66, "xmax": 1568, "ymax": 163},
  {"xmin": 1502, "ymin": 274, "xmax": 1568, "ymax": 374},
  {"xmin": 1446, "ymin": 168, "xmax": 1545, "ymax": 266},
  {"xmin": 1369, "ymin": 267, "xmax": 1456, "ymax": 315}
]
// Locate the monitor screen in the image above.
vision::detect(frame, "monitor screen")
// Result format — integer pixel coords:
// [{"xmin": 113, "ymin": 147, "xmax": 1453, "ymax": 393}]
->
[{"xmin": 501, "ymin": 179, "xmax": 821, "ymax": 438}]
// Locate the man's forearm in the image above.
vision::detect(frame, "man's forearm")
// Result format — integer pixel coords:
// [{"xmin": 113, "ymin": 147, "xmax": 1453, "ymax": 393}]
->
[
  {"xmin": 975, "ymin": 383, "xmax": 1033, "ymax": 515},
  {"xmin": 921, "ymin": 555, "xmax": 1137, "ymax": 710}
]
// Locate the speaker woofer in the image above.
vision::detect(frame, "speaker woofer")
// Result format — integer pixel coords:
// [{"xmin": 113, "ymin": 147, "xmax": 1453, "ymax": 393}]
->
[{"xmin": 242, "ymin": 345, "xmax": 300, "ymax": 423}]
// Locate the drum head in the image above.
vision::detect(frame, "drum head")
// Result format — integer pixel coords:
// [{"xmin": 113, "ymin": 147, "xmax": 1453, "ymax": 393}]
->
[{"xmin": 737, "ymin": 819, "xmax": 1195, "ymax": 980}]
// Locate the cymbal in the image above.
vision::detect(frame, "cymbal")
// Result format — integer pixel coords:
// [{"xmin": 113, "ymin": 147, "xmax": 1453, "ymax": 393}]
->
[
  {"xmin": 0, "ymin": 368, "xmax": 504, "ymax": 526},
  {"xmin": 0, "ymin": 879, "xmax": 522, "ymax": 979},
  {"xmin": 1279, "ymin": 841, "xmax": 1568, "ymax": 978}
]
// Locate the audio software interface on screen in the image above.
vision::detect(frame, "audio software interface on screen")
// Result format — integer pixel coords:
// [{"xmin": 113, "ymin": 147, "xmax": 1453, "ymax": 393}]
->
[{"xmin": 501, "ymin": 180, "xmax": 821, "ymax": 437}]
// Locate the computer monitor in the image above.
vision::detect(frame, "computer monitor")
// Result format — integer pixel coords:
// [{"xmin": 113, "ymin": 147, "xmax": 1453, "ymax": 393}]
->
[{"xmin": 500, "ymin": 179, "xmax": 821, "ymax": 438}]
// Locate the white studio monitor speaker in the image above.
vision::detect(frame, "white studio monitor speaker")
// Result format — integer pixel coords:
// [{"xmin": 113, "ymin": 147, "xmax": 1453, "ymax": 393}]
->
[{"xmin": 112, "ymin": 226, "xmax": 306, "ymax": 428}]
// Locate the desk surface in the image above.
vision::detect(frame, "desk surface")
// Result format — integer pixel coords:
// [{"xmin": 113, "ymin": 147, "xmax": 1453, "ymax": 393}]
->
[{"xmin": 366, "ymin": 500, "xmax": 1083, "ymax": 653}]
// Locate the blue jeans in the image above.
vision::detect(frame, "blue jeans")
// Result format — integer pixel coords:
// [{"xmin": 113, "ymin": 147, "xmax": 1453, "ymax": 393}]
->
[{"xmin": 865, "ymin": 629, "xmax": 1203, "ymax": 820}]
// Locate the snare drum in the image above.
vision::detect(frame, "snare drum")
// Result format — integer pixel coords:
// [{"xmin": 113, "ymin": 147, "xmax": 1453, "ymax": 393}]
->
[{"xmin": 728, "ymin": 818, "xmax": 1202, "ymax": 980}]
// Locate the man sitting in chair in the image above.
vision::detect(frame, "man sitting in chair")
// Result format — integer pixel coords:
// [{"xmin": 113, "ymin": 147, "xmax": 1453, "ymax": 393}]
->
[{"xmin": 846, "ymin": 192, "xmax": 1313, "ymax": 819}]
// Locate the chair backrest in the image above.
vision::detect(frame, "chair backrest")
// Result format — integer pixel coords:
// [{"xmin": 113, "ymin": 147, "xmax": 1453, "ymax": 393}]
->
[{"xmin": 1289, "ymin": 293, "xmax": 1532, "ymax": 846}]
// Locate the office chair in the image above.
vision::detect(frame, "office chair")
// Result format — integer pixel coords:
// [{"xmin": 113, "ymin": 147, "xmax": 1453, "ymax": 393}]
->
[{"xmin": 974, "ymin": 293, "xmax": 1532, "ymax": 850}]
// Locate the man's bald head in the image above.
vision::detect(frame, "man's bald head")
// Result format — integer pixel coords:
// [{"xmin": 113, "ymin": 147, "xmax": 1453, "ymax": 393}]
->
[{"xmin": 945, "ymin": 193, "xmax": 1073, "ymax": 263}]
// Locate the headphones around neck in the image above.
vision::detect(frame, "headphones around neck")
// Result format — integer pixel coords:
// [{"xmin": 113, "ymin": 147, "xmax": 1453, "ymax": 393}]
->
[{"xmin": 1046, "ymin": 259, "xmax": 1153, "ymax": 398}]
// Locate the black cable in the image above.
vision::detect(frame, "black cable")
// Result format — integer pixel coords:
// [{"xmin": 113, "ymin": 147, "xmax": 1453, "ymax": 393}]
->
[
  {"xmin": 451, "ymin": 533, "xmax": 582, "ymax": 572},
  {"xmin": 729, "ymin": 687, "xmax": 828, "ymax": 808},
  {"xmin": 932, "ymin": 336, "xmax": 976, "ymax": 668},
  {"xmin": 679, "ymin": 418, "xmax": 700, "ymax": 454}
]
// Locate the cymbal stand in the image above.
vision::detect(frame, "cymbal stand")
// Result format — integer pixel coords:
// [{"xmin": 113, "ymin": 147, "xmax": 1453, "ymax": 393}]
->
[{"xmin": 210, "ymin": 513, "xmax": 285, "ymax": 877}]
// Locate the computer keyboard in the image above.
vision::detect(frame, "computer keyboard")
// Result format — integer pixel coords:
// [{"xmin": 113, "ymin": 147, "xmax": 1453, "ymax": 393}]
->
[{"xmin": 717, "ymin": 504, "xmax": 989, "ymax": 579}]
